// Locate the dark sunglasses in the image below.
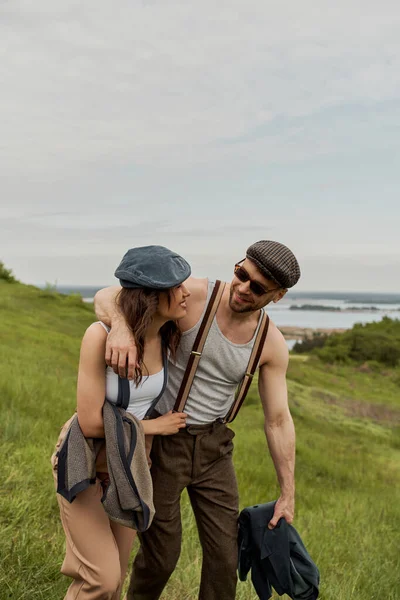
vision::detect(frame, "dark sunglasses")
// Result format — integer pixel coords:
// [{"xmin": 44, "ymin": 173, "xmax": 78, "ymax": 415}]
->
[{"xmin": 234, "ymin": 264, "xmax": 280, "ymax": 296}]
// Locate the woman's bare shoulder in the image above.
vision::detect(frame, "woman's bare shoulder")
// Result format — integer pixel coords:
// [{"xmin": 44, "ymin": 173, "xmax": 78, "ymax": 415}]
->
[{"xmin": 80, "ymin": 322, "xmax": 108, "ymax": 355}]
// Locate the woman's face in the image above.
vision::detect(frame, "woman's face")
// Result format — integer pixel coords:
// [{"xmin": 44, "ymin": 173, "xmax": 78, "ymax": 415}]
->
[{"xmin": 157, "ymin": 283, "xmax": 190, "ymax": 320}]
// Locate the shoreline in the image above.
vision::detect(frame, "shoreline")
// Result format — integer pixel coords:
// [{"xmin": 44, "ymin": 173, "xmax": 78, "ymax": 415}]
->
[
  {"xmin": 279, "ymin": 326, "xmax": 346, "ymax": 341},
  {"xmin": 288, "ymin": 306, "xmax": 399, "ymax": 313}
]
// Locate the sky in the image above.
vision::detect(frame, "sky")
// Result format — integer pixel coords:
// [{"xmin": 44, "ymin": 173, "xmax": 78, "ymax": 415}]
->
[{"xmin": 1, "ymin": 1, "xmax": 400, "ymax": 292}]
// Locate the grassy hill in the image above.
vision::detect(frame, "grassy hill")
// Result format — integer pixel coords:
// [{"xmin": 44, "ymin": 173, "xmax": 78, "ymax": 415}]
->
[{"xmin": 0, "ymin": 280, "xmax": 399, "ymax": 600}]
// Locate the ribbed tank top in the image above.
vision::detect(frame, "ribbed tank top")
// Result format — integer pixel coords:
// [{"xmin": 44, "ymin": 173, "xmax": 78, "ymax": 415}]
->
[{"xmin": 157, "ymin": 280, "xmax": 264, "ymax": 425}]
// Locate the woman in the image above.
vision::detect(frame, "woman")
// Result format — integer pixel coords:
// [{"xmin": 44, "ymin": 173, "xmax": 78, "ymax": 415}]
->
[{"xmin": 52, "ymin": 245, "xmax": 191, "ymax": 600}]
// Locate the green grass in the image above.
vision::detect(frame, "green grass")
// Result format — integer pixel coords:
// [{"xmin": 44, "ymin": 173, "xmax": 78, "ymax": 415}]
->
[{"xmin": 1, "ymin": 280, "xmax": 399, "ymax": 599}]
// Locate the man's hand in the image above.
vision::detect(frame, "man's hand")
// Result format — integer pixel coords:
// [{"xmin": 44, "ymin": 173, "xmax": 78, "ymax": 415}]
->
[
  {"xmin": 268, "ymin": 495, "xmax": 295, "ymax": 529},
  {"xmin": 105, "ymin": 320, "xmax": 138, "ymax": 379}
]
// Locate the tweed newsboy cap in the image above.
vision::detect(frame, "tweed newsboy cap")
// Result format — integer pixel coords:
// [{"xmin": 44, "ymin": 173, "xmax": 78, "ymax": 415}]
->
[
  {"xmin": 246, "ymin": 240, "xmax": 301, "ymax": 288},
  {"xmin": 115, "ymin": 245, "xmax": 191, "ymax": 289}
]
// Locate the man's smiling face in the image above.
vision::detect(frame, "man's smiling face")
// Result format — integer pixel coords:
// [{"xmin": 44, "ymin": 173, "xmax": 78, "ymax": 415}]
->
[{"xmin": 229, "ymin": 258, "xmax": 286, "ymax": 313}]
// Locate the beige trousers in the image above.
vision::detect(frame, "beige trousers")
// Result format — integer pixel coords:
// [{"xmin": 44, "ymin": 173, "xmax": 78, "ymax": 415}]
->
[
  {"xmin": 52, "ymin": 423, "xmax": 153, "ymax": 600},
  {"xmin": 54, "ymin": 473, "xmax": 136, "ymax": 600}
]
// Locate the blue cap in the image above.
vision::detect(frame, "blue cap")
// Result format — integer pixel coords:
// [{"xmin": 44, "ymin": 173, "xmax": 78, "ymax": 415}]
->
[{"xmin": 115, "ymin": 245, "xmax": 191, "ymax": 289}]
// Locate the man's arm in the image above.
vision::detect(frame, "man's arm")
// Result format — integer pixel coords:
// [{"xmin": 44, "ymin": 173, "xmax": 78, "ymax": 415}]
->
[
  {"xmin": 93, "ymin": 285, "xmax": 121, "ymax": 326},
  {"xmin": 93, "ymin": 285, "xmax": 137, "ymax": 378},
  {"xmin": 258, "ymin": 328, "xmax": 295, "ymax": 528}
]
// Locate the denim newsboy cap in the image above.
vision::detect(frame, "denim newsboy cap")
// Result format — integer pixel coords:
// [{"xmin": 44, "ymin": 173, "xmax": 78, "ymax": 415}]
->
[{"xmin": 115, "ymin": 245, "xmax": 191, "ymax": 289}]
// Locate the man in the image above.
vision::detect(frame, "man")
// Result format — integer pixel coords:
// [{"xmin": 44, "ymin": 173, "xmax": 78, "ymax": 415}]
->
[{"xmin": 94, "ymin": 240, "xmax": 300, "ymax": 600}]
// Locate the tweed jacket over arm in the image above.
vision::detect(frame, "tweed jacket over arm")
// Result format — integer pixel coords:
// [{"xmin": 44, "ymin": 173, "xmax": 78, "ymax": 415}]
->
[{"xmin": 56, "ymin": 400, "xmax": 154, "ymax": 532}]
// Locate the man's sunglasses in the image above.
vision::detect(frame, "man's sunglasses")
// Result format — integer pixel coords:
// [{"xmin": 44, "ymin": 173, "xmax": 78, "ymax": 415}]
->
[{"xmin": 234, "ymin": 264, "xmax": 280, "ymax": 296}]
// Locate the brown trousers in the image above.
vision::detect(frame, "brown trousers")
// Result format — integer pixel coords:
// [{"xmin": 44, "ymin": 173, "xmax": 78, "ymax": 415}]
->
[
  {"xmin": 52, "ymin": 424, "xmax": 154, "ymax": 600},
  {"xmin": 127, "ymin": 422, "xmax": 239, "ymax": 600}
]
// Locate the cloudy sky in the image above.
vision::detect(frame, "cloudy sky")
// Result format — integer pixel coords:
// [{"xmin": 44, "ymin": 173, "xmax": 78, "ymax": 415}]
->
[{"xmin": 1, "ymin": 1, "xmax": 400, "ymax": 291}]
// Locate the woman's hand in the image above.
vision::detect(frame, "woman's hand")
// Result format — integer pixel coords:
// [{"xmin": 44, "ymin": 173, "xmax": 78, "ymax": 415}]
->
[{"xmin": 142, "ymin": 411, "xmax": 187, "ymax": 435}]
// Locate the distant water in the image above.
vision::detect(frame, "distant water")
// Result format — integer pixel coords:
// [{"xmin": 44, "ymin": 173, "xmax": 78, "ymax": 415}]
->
[
  {"xmin": 285, "ymin": 291, "xmax": 400, "ymax": 305},
  {"xmin": 55, "ymin": 285, "xmax": 104, "ymax": 300},
  {"xmin": 286, "ymin": 340, "xmax": 297, "ymax": 350},
  {"xmin": 54, "ymin": 286, "xmax": 400, "ymax": 330},
  {"xmin": 268, "ymin": 304, "xmax": 400, "ymax": 329},
  {"xmin": 268, "ymin": 292, "xmax": 400, "ymax": 329}
]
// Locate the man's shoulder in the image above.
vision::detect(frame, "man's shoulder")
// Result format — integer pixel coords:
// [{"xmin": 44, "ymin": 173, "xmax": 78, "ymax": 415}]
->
[
  {"xmin": 185, "ymin": 276, "xmax": 209, "ymax": 299},
  {"xmin": 259, "ymin": 316, "xmax": 289, "ymax": 368},
  {"xmin": 178, "ymin": 277, "xmax": 209, "ymax": 331}
]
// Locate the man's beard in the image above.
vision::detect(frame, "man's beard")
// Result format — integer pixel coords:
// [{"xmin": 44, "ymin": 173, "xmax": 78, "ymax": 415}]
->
[{"xmin": 228, "ymin": 287, "xmax": 256, "ymax": 313}]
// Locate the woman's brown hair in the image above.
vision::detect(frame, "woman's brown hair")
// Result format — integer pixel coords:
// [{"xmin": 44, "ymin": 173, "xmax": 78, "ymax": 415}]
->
[{"xmin": 117, "ymin": 287, "xmax": 181, "ymax": 386}]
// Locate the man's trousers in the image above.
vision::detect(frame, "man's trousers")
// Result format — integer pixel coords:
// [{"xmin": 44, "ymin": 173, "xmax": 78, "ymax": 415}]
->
[{"xmin": 127, "ymin": 421, "xmax": 239, "ymax": 600}]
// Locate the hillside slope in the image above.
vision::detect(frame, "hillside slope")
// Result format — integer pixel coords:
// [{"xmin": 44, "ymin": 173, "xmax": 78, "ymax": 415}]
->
[{"xmin": 0, "ymin": 281, "xmax": 399, "ymax": 600}]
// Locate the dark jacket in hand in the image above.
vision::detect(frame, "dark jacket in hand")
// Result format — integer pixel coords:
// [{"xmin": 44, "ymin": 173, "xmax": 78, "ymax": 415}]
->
[{"xmin": 238, "ymin": 501, "xmax": 319, "ymax": 600}]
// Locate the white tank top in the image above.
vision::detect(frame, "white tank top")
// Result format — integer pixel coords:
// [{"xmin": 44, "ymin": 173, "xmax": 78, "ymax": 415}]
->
[{"xmin": 96, "ymin": 322, "xmax": 164, "ymax": 420}]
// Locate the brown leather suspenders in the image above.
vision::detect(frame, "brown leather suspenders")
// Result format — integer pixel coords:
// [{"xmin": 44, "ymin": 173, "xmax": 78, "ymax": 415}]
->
[
  {"xmin": 173, "ymin": 280, "xmax": 226, "ymax": 413},
  {"xmin": 173, "ymin": 280, "xmax": 270, "ymax": 422}
]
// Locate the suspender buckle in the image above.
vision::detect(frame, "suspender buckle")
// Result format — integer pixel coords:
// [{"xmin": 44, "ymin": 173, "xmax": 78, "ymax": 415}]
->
[
  {"xmin": 245, "ymin": 372, "xmax": 254, "ymax": 379},
  {"xmin": 191, "ymin": 351, "xmax": 202, "ymax": 356}
]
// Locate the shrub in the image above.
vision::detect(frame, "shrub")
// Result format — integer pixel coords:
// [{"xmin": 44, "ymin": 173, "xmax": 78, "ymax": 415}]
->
[
  {"xmin": 292, "ymin": 332, "xmax": 329, "ymax": 354},
  {"xmin": 293, "ymin": 317, "xmax": 400, "ymax": 367},
  {"xmin": 314, "ymin": 318, "xmax": 400, "ymax": 367},
  {"xmin": 0, "ymin": 261, "xmax": 18, "ymax": 283},
  {"xmin": 316, "ymin": 344, "xmax": 352, "ymax": 364}
]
